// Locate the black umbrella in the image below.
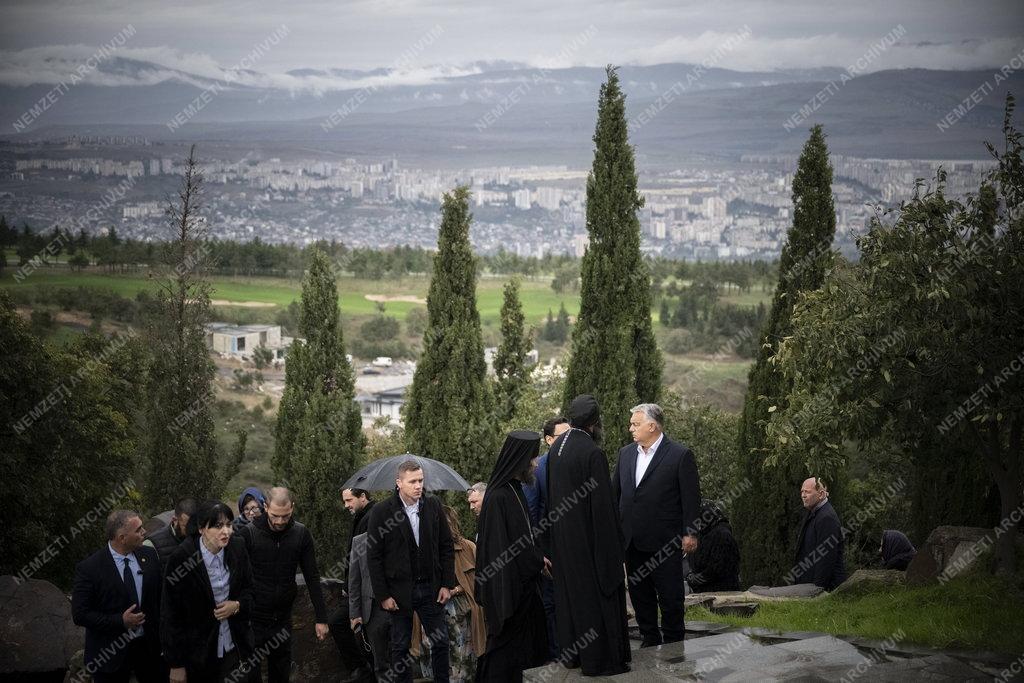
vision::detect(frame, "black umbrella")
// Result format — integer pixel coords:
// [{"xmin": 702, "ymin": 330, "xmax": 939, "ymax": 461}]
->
[{"xmin": 342, "ymin": 453, "xmax": 471, "ymax": 492}]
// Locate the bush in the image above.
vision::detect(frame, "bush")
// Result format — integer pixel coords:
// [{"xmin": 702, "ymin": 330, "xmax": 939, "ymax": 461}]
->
[
  {"xmin": 663, "ymin": 329, "xmax": 695, "ymax": 355},
  {"xmin": 360, "ymin": 315, "xmax": 401, "ymax": 342},
  {"xmin": 406, "ymin": 307, "xmax": 428, "ymax": 337}
]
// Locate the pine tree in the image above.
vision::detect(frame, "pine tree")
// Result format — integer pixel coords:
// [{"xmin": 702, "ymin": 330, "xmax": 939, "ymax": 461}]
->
[
  {"xmin": 273, "ymin": 247, "xmax": 364, "ymax": 567},
  {"xmin": 405, "ymin": 187, "xmax": 495, "ymax": 484},
  {"xmin": 142, "ymin": 146, "xmax": 221, "ymax": 509},
  {"xmin": 733, "ymin": 125, "xmax": 837, "ymax": 585},
  {"xmin": 493, "ymin": 278, "xmax": 531, "ymax": 423},
  {"xmin": 563, "ymin": 65, "xmax": 662, "ymax": 449}
]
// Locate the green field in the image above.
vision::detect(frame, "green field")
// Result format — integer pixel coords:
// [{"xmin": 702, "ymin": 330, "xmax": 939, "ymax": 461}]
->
[{"xmin": 1, "ymin": 270, "xmax": 582, "ymax": 324}]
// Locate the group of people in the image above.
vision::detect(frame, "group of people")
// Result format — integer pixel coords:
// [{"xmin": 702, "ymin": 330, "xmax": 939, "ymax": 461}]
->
[
  {"xmin": 73, "ymin": 488, "xmax": 329, "ymax": 683},
  {"xmin": 70, "ymin": 392, "xmax": 917, "ymax": 683}
]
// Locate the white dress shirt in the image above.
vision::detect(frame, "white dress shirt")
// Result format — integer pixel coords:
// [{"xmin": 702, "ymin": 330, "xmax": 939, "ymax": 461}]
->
[
  {"xmin": 635, "ymin": 432, "xmax": 665, "ymax": 487},
  {"xmin": 108, "ymin": 543, "xmax": 143, "ymax": 639},
  {"xmin": 199, "ymin": 541, "xmax": 235, "ymax": 656},
  {"xmin": 403, "ymin": 497, "xmax": 421, "ymax": 546}
]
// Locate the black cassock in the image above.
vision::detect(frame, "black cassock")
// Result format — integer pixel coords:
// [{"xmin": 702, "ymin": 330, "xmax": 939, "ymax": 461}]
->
[
  {"xmin": 475, "ymin": 431, "xmax": 550, "ymax": 682},
  {"xmin": 543, "ymin": 427, "xmax": 631, "ymax": 676}
]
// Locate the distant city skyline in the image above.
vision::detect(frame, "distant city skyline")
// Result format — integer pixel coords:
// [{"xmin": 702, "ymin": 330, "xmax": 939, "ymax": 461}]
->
[{"xmin": 1, "ymin": 0, "xmax": 1022, "ymax": 90}]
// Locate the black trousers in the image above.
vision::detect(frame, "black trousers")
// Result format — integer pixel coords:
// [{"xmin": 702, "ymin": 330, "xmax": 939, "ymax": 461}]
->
[
  {"xmin": 330, "ymin": 600, "xmax": 371, "ymax": 672},
  {"xmin": 388, "ymin": 581, "xmax": 449, "ymax": 683},
  {"xmin": 92, "ymin": 638, "xmax": 166, "ymax": 683},
  {"xmin": 186, "ymin": 647, "xmax": 257, "ymax": 683},
  {"xmin": 364, "ymin": 605, "xmax": 392, "ymax": 676},
  {"xmin": 626, "ymin": 542, "xmax": 685, "ymax": 645},
  {"xmin": 252, "ymin": 619, "xmax": 292, "ymax": 683}
]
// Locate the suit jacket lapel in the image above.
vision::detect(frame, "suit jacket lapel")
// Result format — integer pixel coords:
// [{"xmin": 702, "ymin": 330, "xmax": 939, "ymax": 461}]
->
[
  {"xmin": 637, "ymin": 437, "xmax": 669, "ymax": 488},
  {"xmin": 626, "ymin": 448, "xmax": 638, "ymax": 492},
  {"xmin": 102, "ymin": 548, "xmax": 131, "ymax": 605}
]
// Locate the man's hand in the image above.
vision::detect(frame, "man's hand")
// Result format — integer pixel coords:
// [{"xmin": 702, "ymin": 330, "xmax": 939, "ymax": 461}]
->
[
  {"xmin": 315, "ymin": 623, "xmax": 329, "ymax": 640},
  {"xmin": 169, "ymin": 667, "xmax": 187, "ymax": 683},
  {"xmin": 542, "ymin": 556, "xmax": 552, "ymax": 578},
  {"xmin": 213, "ymin": 600, "xmax": 239, "ymax": 621},
  {"xmin": 350, "ymin": 616, "xmax": 363, "ymax": 630},
  {"xmin": 682, "ymin": 535, "xmax": 698, "ymax": 554},
  {"xmin": 381, "ymin": 597, "xmax": 398, "ymax": 611},
  {"xmin": 437, "ymin": 586, "xmax": 451, "ymax": 604},
  {"xmin": 122, "ymin": 604, "xmax": 145, "ymax": 628}
]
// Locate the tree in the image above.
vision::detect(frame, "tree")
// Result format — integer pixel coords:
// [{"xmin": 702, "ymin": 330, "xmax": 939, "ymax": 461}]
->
[
  {"xmin": 1, "ymin": 294, "xmax": 139, "ymax": 587},
  {"xmin": 252, "ymin": 344, "xmax": 274, "ymax": 370},
  {"xmin": 273, "ymin": 248, "xmax": 365, "ymax": 567},
  {"xmin": 405, "ymin": 187, "xmax": 496, "ymax": 485},
  {"xmin": 768, "ymin": 98, "xmax": 1024, "ymax": 575},
  {"xmin": 141, "ymin": 146, "xmax": 222, "ymax": 510},
  {"xmin": 563, "ymin": 65, "xmax": 662, "ymax": 450},
  {"xmin": 493, "ymin": 278, "xmax": 532, "ymax": 423},
  {"xmin": 733, "ymin": 125, "xmax": 837, "ymax": 585}
]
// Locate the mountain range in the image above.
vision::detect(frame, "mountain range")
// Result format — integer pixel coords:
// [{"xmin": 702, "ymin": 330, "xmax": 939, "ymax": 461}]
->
[{"xmin": 2, "ymin": 60, "xmax": 1019, "ymax": 165}]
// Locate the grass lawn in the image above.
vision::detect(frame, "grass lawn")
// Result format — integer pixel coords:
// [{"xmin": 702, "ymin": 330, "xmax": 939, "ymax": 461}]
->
[
  {"xmin": 1, "ymin": 270, "xmax": 580, "ymax": 324},
  {"xmin": 687, "ymin": 570, "xmax": 1024, "ymax": 655}
]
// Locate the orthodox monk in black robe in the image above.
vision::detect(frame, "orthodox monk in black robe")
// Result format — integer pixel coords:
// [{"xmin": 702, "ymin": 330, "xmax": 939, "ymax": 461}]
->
[
  {"xmin": 475, "ymin": 430, "xmax": 550, "ymax": 681},
  {"xmin": 543, "ymin": 395, "xmax": 630, "ymax": 676}
]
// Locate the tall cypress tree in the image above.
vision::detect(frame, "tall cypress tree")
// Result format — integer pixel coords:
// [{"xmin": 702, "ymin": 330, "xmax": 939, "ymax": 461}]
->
[
  {"xmin": 733, "ymin": 125, "xmax": 837, "ymax": 585},
  {"xmin": 405, "ymin": 187, "xmax": 495, "ymax": 484},
  {"xmin": 493, "ymin": 277, "xmax": 531, "ymax": 424},
  {"xmin": 273, "ymin": 248, "xmax": 364, "ymax": 566},
  {"xmin": 563, "ymin": 65, "xmax": 662, "ymax": 449},
  {"xmin": 142, "ymin": 146, "xmax": 221, "ymax": 509}
]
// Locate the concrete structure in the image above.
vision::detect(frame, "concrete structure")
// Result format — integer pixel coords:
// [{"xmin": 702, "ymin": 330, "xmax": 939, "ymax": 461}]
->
[{"xmin": 205, "ymin": 323, "xmax": 292, "ymax": 361}]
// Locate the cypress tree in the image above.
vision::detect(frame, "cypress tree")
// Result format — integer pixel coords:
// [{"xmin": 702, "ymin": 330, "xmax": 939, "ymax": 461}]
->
[
  {"xmin": 273, "ymin": 248, "xmax": 364, "ymax": 567},
  {"xmin": 142, "ymin": 146, "xmax": 221, "ymax": 509},
  {"xmin": 563, "ymin": 65, "xmax": 662, "ymax": 449},
  {"xmin": 405, "ymin": 187, "xmax": 495, "ymax": 484},
  {"xmin": 733, "ymin": 125, "xmax": 837, "ymax": 585},
  {"xmin": 493, "ymin": 277, "xmax": 531, "ymax": 423}
]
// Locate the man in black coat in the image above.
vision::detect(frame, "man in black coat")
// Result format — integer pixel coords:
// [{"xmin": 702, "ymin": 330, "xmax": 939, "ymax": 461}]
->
[
  {"xmin": 686, "ymin": 500, "xmax": 741, "ymax": 594},
  {"xmin": 612, "ymin": 403, "xmax": 701, "ymax": 647},
  {"xmin": 790, "ymin": 477, "xmax": 848, "ymax": 590},
  {"xmin": 72, "ymin": 509, "xmax": 165, "ymax": 683},
  {"xmin": 143, "ymin": 497, "xmax": 195, "ymax": 569},
  {"xmin": 331, "ymin": 487, "xmax": 377, "ymax": 682},
  {"xmin": 239, "ymin": 487, "xmax": 329, "ymax": 683},
  {"xmin": 366, "ymin": 460, "xmax": 456, "ymax": 683}
]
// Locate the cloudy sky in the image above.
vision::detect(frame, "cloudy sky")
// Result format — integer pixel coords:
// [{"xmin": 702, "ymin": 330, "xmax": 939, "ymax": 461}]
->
[{"xmin": 1, "ymin": 0, "xmax": 1022, "ymax": 90}]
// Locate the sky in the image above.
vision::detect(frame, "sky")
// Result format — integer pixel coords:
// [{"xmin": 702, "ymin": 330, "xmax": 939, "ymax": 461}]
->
[{"xmin": 1, "ymin": 0, "xmax": 1022, "ymax": 90}]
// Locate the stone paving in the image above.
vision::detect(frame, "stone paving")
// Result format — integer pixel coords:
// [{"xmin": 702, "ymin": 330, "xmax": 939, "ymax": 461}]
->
[{"xmin": 524, "ymin": 621, "xmax": 1023, "ymax": 681}]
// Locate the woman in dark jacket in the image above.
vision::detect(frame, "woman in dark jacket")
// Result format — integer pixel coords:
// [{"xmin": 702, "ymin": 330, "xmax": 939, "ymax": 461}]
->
[
  {"xmin": 162, "ymin": 500, "xmax": 256, "ymax": 683},
  {"xmin": 880, "ymin": 530, "xmax": 917, "ymax": 570},
  {"xmin": 686, "ymin": 500, "xmax": 741, "ymax": 593}
]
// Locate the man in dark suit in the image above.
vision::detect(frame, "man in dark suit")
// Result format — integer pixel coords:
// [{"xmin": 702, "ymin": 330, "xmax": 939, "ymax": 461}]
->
[
  {"xmin": 72, "ymin": 509, "xmax": 165, "ymax": 683},
  {"xmin": 790, "ymin": 477, "xmax": 848, "ymax": 590},
  {"xmin": 366, "ymin": 460, "xmax": 456, "ymax": 683},
  {"xmin": 612, "ymin": 403, "xmax": 701, "ymax": 647}
]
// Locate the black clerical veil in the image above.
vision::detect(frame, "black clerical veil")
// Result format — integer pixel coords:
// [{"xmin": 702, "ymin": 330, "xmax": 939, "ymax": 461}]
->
[{"xmin": 475, "ymin": 430, "xmax": 543, "ymax": 636}]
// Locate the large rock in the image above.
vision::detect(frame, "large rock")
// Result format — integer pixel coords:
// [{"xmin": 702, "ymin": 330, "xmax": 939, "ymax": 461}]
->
[
  {"xmin": 831, "ymin": 569, "xmax": 905, "ymax": 595},
  {"xmin": 0, "ymin": 576, "xmax": 82, "ymax": 679},
  {"xmin": 906, "ymin": 526, "xmax": 991, "ymax": 585},
  {"xmin": 289, "ymin": 576, "xmax": 349, "ymax": 681}
]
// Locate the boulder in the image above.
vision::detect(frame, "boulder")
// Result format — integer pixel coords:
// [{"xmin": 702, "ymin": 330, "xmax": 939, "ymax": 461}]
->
[
  {"xmin": 906, "ymin": 526, "xmax": 990, "ymax": 585},
  {"xmin": 0, "ymin": 576, "xmax": 82, "ymax": 679},
  {"xmin": 831, "ymin": 569, "xmax": 905, "ymax": 596},
  {"xmin": 748, "ymin": 584, "xmax": 825, "ymax": 599}
]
